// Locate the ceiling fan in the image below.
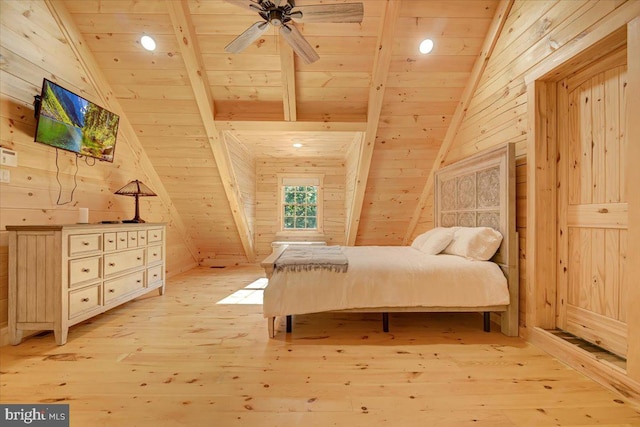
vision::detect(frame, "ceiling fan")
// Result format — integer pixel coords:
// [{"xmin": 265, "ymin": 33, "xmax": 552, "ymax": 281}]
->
[{"xmin": 224, "ymin": 0, "xmax": 364, "ymax": 64}]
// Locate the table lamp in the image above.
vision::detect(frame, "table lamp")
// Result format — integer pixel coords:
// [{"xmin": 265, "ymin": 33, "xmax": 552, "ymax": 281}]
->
[{"xmin": 114, "ymin": 180, "xmax": 157, "ymax": 223}]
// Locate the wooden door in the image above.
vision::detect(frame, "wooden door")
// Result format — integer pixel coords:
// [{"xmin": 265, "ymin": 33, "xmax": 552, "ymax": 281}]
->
[{"xmin": 556, "ymin": 49, "xmax": 628, "ymax": 358}]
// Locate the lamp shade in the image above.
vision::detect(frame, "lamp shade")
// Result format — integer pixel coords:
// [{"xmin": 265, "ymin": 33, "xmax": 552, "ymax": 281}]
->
[
  {"xmin": 115, "ymin": 180, "xmax": 157, "ymax": 223},
  {"xmin": 114, "ymin": 180, "xmax": 157, "ymax": 197}
]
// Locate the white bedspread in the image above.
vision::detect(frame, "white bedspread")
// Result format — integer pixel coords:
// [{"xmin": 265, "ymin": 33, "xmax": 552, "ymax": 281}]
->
[{"xmin": 263, "ymin": 246, "xmax": 509, "ymax": 318}]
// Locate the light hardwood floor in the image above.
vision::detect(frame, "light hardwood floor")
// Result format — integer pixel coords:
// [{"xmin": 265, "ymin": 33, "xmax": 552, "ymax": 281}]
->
[{"xmin": 1, "ymin": 265, "xmax": 639, "ymax": 426}]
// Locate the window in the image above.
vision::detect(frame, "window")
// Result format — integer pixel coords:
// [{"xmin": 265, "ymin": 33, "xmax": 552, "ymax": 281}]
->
[
  {"xmin": 283, "ymin": 185, "xmax": 318, "ymax": 229},
  {"xmin": 278, "ymin": 175, "xmax": 323, "ymax": 233}
]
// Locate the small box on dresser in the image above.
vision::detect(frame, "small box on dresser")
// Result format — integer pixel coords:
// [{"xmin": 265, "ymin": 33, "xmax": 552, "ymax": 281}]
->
[{"xmin": 7, "ymin": 223, "xmax": 166, "ymax": 345}]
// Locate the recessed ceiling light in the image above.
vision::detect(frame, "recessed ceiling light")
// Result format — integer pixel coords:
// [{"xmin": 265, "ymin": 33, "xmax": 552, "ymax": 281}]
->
[
  {"xmin": 293, "ymin": 143, "xmax": 303, "ymax": 148},
  {"xmin": 419, "ymin": 38, "xmax": 434, "ymax": 54},
  {"xmin": 141, "ymin": 35, "xmax": 156, "ymax": 51}
]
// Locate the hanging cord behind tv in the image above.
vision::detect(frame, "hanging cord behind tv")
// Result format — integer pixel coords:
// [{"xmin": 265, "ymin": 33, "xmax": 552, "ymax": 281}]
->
[
  {"xmin": 54, "ymin": 151, "xmax": 96, "ymax": 205},
  {"xmin": 55, "ymin": 150, "xmax": 79, "ymax": 205}
]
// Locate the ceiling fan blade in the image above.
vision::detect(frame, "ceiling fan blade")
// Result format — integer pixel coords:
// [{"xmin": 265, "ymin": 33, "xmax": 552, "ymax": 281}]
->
[
  {"xmin": 292, "ymin": 3, "xmax": 363, "ymax": 23},
  {"xmin": 225, "ymin": 21, "xmax": 270, "ymax": 54},
  {"xmin": 280, "ymin": 24, "xmax": 319, "ymax": 64}
]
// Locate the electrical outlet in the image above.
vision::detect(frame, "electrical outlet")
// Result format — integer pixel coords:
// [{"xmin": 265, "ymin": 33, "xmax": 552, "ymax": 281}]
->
[
  {"xmin": 0, "ymin": 148, "xmax": 18, "ymax": 167},
  {"xmin": 0, "ymin": 168, "xmax": 10, "ymax": 183}
]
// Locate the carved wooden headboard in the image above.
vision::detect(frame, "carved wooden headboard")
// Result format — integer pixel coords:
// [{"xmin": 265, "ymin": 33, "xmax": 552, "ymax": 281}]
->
[{"xmin": 434, "ymin": 143, "xmax": 519, "ymax": 335}]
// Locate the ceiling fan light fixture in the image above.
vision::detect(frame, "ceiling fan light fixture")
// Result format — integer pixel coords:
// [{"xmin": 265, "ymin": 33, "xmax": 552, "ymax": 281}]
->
[
  {"xmin": 268, "ymin": 8, "xmax": 285, "ymax": 26},
  {"xmin": 419, "ymin": 38, "xmax": 434, "ymax": 54},
  {"xmin": 140, "ymin": 35, "xmax": 156, "ymax": 51}
]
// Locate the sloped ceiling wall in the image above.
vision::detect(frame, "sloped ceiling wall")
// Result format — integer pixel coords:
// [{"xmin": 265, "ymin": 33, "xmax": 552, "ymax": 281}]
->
[
  {"xmin": 3, "ymin": 0, "xmax": 507, "ymax": 268},
  {"xmin": 60, "ymin": 0, "xmax": 506, "ymax": 263}
]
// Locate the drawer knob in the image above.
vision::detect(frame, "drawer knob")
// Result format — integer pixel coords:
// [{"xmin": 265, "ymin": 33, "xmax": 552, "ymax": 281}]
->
[
  {"xmin": 82, "ymin": 241, "xmax": 90, "ymax": 246},
  {"xmin": 153, "ymin": 253, "xmax": 157, "ymax": 257},
  {"xmin": 109, "ymin": 262, "xmax": 115, "ymax": 267},
  {"xmin": 108, "ymin": 239, "xmax": 114, "ymax": 243},
  {"xmin": 136, "ymin": 280, "xmax": 142, "ymax": 283},
  {"xmin": 81, "ymin": 297, "xmax": 90, "ymax": 303},
  {"xmin": 153, "ymin": 274, "xmax": 158, "ymax": 278},
  {"xmin": 140, "ymin": 236, "xmax": 145, "ymax": 240},
  {"xmin": 81, "ymin": 268, "xmax": 91, "ymax": 273},
  {"xmin": 120, "ymin": 238, "xmax": 125, "ymax": 242},
  {"xmin": 108, "ymin": 289, "xmax": 115, "ymax": 293},
  {"xmin": 137, "ymin": 257, "xmax": 142, "ymax": 261},
  {"xmin": 131, "ymin": 237, "xmax": 136, "ymax": 240}
]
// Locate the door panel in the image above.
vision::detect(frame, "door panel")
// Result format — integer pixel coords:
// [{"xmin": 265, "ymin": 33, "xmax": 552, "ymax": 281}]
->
[{"xmin": 557, "ymin": 52, "xmax": 628, "ymax": 358}]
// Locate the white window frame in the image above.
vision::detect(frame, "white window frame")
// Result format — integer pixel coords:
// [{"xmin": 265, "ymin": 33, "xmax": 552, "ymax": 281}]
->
[{"xmin": 277, "ymin": 174, "xmax": 324, "ymax": 235}]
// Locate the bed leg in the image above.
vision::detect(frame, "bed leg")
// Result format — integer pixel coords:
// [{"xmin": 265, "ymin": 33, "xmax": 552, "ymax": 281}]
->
[
  {"xmin": 382, "ymin": 312, "xmax": 389, "ymax": 332},
  {"xmin": 483, "ymin": 312, "xmax": 491, "ymax": 332},
  {"xmin": 286, "ymin": 315, "xmax": 292, "ymax": 333},
  {"xmin": 268, "ymin": 317, "xmax": 275, "ymax": 338}
]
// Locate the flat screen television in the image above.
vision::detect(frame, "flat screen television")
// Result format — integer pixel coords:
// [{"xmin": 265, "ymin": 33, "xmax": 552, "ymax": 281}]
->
[{"xmin": 34, "ymin": 78, "xmax": 119, "ymax": 162}]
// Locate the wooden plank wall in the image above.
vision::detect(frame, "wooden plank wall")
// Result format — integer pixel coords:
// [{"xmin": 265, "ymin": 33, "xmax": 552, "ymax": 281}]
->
[
  {"xmin": 255, "ymin": 158, "xmax": 346, "ymax": 259},
  {"xmin": 225, "ymin": 135, "xmax": 257, "ymax": 248},
  {"xmin": 355, "ymin": 0, "xmax": 492, "ymax": 246},
  {"xmin": 63, "ymin": 0, "xmax": 248, "ymax": 266},
  {"xmin": 343, "ymin": 137, "xmax": 361, "ymax": 242},
  {"xmin": 0, "ymin": 0, "xmax": 196, "ymax": 334},
  {"xmin": 626, "ymin": 15, "xmax": 640, "ymax": 381},
  {"xmin": 417, "ymin": 0, "xmax": 635, "ymax": 328}
]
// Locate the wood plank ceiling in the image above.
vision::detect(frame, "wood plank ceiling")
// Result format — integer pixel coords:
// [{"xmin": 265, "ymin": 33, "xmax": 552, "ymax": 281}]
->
[{"xmin": 60, "ymin": 0, "xmax": 501, "ymax": 262}]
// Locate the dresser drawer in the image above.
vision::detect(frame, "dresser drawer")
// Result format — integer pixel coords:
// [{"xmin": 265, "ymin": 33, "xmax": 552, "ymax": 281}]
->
[
  {"xmin": 147, "ymin": 265, "xmax": 163, "ymax": 287},
  {"xmin": 147, "ymin": 228, "xmax": 163, "ymax": 243},
  {"xmin": 104, "ymin": 271, "xmax": 145, "ymax": 304},
  {"xmin": 127, "ymin": 231, "xmax": 138, "ymax": 248},
  {"xmin": 69, "ymin": 256, "xmax": 101, "ymax": 288},
  {"xmin": 69, "ymin": 284, "xmax": 101, "ymax": 319},
  {"xmin": 104, "ymin": 232, "xmax": 117, "ymax": 251},
  {"xmin": 147, "ymin": 244, "xmax": 163, "ymax": 265},
  {"xmin": 69, "ymin": 234, "xmax": 101, "ymax": 256},
  {"xmin": 116, "ymin": 232, "xmax": 128, "ymax": 250},
  {"xmin": 104, "ymin": 248, "xmax": 145, "ymax": 277},
  {"xmin": 137, "ymin": 230, "xmax": 147, "ymax": 246}
]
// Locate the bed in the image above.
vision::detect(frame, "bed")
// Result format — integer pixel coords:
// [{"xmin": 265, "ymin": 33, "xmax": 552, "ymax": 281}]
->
[{"xmin": 261, "ymin": 143, "xmax": 519, "ymax": 337}]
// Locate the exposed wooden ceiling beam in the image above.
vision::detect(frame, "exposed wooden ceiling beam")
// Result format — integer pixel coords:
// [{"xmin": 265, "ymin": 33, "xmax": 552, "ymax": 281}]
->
[
  {"xmin": 44, "ymin": 0, "xmax": 200, "ymax": 264},
  {"xmin": 403, "ymin": 0, "xmax": 515, "ymax": 244},
  {"xmin": 345, "ymin": 0, "xmax": 401, "ymax": 246},
  {"xmin": 216, "ymin": 120, "xmax": 366, "ymax": 132},
  {"xmin": 166, "ymin": 0, "xmax": 256, "ymax": 262},
  {"xmin": 280, "ymin": 37, "xmax": 297, "ymax": 121}
]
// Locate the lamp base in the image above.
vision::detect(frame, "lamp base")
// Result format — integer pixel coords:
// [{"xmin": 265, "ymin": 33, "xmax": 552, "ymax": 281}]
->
[{"xmin": 122, "ymin": 219, "xmax": 146, "ymax": 223}]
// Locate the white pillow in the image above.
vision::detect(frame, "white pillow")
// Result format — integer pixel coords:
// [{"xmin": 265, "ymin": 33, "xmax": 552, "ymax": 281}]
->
[
  {"xmin": 443, "ymin": 227, "xmax": 503, "ymax": 261},
  {"xmin": 411, "ymin": 227, "xmax": 455, "ymax": 255}
]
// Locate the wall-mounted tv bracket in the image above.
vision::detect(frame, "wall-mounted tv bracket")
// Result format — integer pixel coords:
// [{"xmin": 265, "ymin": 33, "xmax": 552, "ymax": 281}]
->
[{"xmin": 33, "ymin": 95, "xmax": 41, "ymax": 118}]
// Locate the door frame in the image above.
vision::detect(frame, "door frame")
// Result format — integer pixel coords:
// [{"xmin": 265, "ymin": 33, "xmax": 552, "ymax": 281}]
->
[{"xmin": 524, "ymin": 12, "xmax": 640, "ymax": 393}]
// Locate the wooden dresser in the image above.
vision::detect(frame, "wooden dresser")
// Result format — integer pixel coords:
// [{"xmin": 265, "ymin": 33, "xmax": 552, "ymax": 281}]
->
[{"xmin": 7, "ymin": 223, "xmax": 166, "ymax": 345}]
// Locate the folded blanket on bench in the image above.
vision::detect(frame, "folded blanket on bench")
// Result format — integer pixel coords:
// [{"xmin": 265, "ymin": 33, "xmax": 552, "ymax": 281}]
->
[{"xmin": 274, "ymin": 245, "xmax": 348, "ymax": 273}]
